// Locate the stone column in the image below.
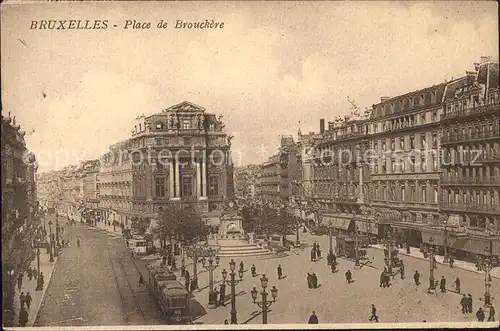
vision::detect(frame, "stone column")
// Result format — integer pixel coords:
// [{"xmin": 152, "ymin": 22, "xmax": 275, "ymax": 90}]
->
[
  {"xmin": 175, "ymin": 161, "xmax": 181, "ymax": 199},
  {"xmin": 201, "ymin": 158, "xmax": 208, "ymax": 198},
  {"xmin": 196, "ymin": 159, "xmax": 202, "ymax": 198},
  {"xmin": 358, "ymin": 166, "xmax": 364, "ymax": 203},
  {"xmin": 169, "ymin": 160, "xmax": 175, "ymax": 198}
]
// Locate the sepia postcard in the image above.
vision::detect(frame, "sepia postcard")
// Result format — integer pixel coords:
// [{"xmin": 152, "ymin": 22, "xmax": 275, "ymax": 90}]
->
[{"xmin": 1, "ymin": 0, "xmax": 499, "ymax": 329}]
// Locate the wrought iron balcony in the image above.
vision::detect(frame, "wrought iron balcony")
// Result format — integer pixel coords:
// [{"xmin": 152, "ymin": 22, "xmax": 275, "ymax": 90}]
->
[
  {"xmin": 441, "ymin": 177, "xmax": 500, "ymax": 186},
  {"xmin": 440, "ymin": 202, "xmax": 500, "ymax": 214},
  {"xmin": 441, "ymin": 129, "xmax": 500, "ymax": 144},
  {"xmin": 442, "ymin": 102, "xmax": 500, "ymax": 120}
]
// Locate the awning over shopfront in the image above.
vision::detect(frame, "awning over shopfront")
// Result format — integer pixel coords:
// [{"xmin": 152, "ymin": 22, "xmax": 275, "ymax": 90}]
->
[
  {"xmin": 493, "ymin": 239, "xmax": 500, "ymax": 256},
  {"xmin": 322, "ymin": 215, "xmax": 351, "ymax": 230},
  {"xmin": 374, "ymin": 209, "xmax": 401, "ymax": 224},
  {"xmin": 464, "ymin": 237, "xmax": 495, "ymax": 255},
  {"xmin": 447, "ymin": 235, "xmax": 469, "ymax": 250},
  {"xmin": 421, "ymin": 231, "xmax": 445, "ymax": 246},
  {"xmin": 355, "ymin": 220, "xmax": 378, "ymax": 235}
]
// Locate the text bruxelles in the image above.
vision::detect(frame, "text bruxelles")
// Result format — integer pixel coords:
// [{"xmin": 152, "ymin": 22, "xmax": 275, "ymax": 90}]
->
[{"xmin": 29, "ymin": 20, "xmax": 225, "ymax": 30}]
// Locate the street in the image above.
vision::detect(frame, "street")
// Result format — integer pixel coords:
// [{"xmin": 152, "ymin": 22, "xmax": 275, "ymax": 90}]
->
[
  {"xmin": 34, "ymin": 223, "xmax": 165, "ymax": 326},
  {"xmin": 32, "ymin": 224, "xmax": 499, "ymax": 325}
]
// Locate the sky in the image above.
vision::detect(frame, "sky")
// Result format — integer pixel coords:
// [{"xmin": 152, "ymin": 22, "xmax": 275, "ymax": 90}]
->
[{"xmin": 1, "ymin": 1, "xmax": 498, "ymax": 172}]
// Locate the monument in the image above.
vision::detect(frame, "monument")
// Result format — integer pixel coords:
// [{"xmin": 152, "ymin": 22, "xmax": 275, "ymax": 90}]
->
[{"xmin": 209, "ymin": 200, "xmax": 273, "ymax": 258}]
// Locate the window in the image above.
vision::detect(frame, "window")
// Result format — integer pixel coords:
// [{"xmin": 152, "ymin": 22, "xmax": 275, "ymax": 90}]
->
[
  {"xmin": 421, "ymin": 156, "xmax": 427, "ymax": 172},
  {"xmin": 410, "ymin": 157, "xmax": 415, "ymax": 172},
  {"xmin": 432, "ymin": 110, "xmax": 437, "ymax": 122},
  {"xmin": 181, "ymin": 176, "xmax": 193, "ymax": 197},
  {"xmin": 432, "ymin": 133, "xmax": 437, "ymax": 148},
  {"xmin": 382, "ymin": 141, "xmax": 386, "ymax": 151},
  {"xmin": 391, "ymin": 138, "xmax": 395, "ymax": 151},
  {"xmin": 410, "ymin": 185, "xmax": 415, "ymax": 201},
  {"xmin": 400, "ymin": 137, "xmax": 405, "ymax": 151},
  {"xmin": 421, "ymin": 134, "xmax": 426, "ymax": 150},
  {"xmin": 382, "ymin": 162, "xmax": 387, "ymax": 174},
  {"xmin": 432, "ymin": 154, "xmax": 438, "ymax": 171},
  {"xmin": 401, "ymin": 187, "xmax": 405, "ymax": 201},
  {"xmin": 208, "ymin": 176, "xmax": 219, "ymax": 196},
  {"xmin": 155, "ymin": 121, "xmax": 163, "ymax": 130},
  {"xmin": 139, "ymin": 123, "xmax": 142, "ymax": 132},
  {"xmin": 373, "ymin": 141, "xmax": 378, "ymax": 151},
  {"xmin": 391, "ymin": 158, "xmax": 396, "ymax": 173},
  {"xmin": 183, "ymin": 137, "xmax": 192, "ymax": 145},
  {"xmin": 401, "ymin": 161, "xmax": 405, "ymax": 173},
  {"xmin": 374, "ymin": 186, "xmax": 378, "ymax": 199},
  {"xmin": 421, "ymin": 113, "xmax": 426, "ymax": 124},
  {"xmin": 182, "ymin": 119, "xmax": 190, "ymax": 130},
  {"xmin": 382, "ymin": 122, "xmax": 387, "ymax": 131},
  {"xmin": 155, "ymin": 177, "xmax": 165, "ymax": 197},
  {"xmin": 410, "ymin": 136, "xmax": 415, "ymax": 149},
  {"xmin": 421, "ymin": 185, "xmax": 426, "ymax": 202},
  {"xmin": 431, "ymin": 91, "xmax": 436, "ymax": 103}
]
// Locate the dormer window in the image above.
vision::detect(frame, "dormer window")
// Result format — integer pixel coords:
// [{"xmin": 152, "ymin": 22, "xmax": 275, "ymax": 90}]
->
[
  {"xmin": 183, "ymin": 119, "xmax": 190, "ymax": 130},
  {"xmin": 431, "ymin": 91, "xmax": 437, "ymax": 103},
  {"xmin": 139, "ymin": 123, "xmax": 142, "ymax": 132},
  {"xmin": 155, "ymin": 121, "xmax": 163, "ymax": 130}
]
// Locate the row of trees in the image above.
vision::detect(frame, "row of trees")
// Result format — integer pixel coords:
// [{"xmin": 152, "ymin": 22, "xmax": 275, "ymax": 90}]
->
[
  {"xmin": 241, "ymin": 204, "xmax": 296, "ymax": 242},
  {"xmin": 155, "ymin": 202, "xmax": 207, "ymax": 271}
]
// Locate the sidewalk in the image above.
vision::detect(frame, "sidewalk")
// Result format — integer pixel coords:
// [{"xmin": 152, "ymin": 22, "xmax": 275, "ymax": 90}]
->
[
  {"xmin": 371, "ymin": 244, "xmax": 500, "ymax": 279},
  {"xmin": 94, "ymin": 221, "xmax": 122, "ymax": 237},
  {"xmin": 12, "ymin": 249, "xmax": 59, "ymax": 326}
]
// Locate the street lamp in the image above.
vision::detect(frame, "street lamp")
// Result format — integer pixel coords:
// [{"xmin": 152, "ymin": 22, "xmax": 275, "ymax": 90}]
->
[
  {"xmin": 48, "ymin": 220, "xmax": 54, "ymax": 262},
  {"xmin": 483, "ymin": 246, "xmax": 492, "ymax": 307},
  {"xmin": 427, "ymin": 236, "xmax": 435, "ymax": 293},
  {"xmin": 221, "ymin": 259, "xmax": 244, "ymax": 324},
  {"xmin": 328, "ymin": 220, "xmax": 333, "ymax": 254},
  {"xmin": 384, "ymin": 229, "xmax": 394, "ymax": 275},
  {"xmin": 354, "ymin": 225, "xmax": 360, "ymax": 267},
  {"xmin": 191, "ymin": 247, "xmax": 199, "ymax": 291},
  {"xmin": 201, "ymin": 248, "xmax": 220, "ymax": 308},
  {"xmin": 250, "ymin": 274, "xmax": 278, "ymax": 324},
  {"xmin": 443, "ymin": 216, "xmax": 449, "ymax": 264}
]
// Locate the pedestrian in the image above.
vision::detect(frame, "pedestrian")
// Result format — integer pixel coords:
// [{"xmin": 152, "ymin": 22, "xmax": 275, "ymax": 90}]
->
[
  {"xmin": 307, "ymin": 273, "xmax": 313, "ymax": 289},
  {"xmin": 369, "ymin": 304, "xmax": 379, "ymax": 322},
  {"xmin": 330, "ymin": 260, "xmax": 336, "ymax": 273},
  {"xmin": 18, "ymin": 307, "xmax": 29, "ymax": 327},
  {"xmin": 460, "ymin": 294, "xmax": 467, "ymax": 314},
  {"xmin": 138, "ymin": 273, "xmax": 144, "ymax": 287},
  {"xmin": 380, "ymin": 272, "xmax": 385, "ymax": 288},
  {"xmin": 27, "ymin": 267, "xmax": 33, "ymax": 281},
  {"xmin": 440, "ymin": 276, "xmax": 446, "ymax": 293},
  {"xmin": 488, "ymin": 305, "xmax": 495, "ymax": 322},
  {"xmin": 312, "ymin": 273, "xmax": 318, "ymax": 288},
  {"xmin": 185, "ymin": 270, "xmax": 190, "ymax": 282},
  {"xmin": 308, "ymin": 311, "xmax": 319, "ymax": 324},
  {"xmin": 311, "ymin": 249, "xmax": 316, "ymax": 262},
  {"xmin": 345, "ymin": 270, "xmax": 352, "ymax": 284},
  {"xmin": 37, "ymin": 272, "xmax": 45, "ymax": 290},
  {"xmin": 19, "ymin": 292, "xmax": 26, "ymax": 310},
  {"xmin": 414, "ymin": 270, "xmax": 420, "ymax": 286},
  {"xmin": 449, "ymin": 257, "xmax": 454, "ymax": 268},
  {"xmin": 476, "ymin": 307, "xmax": 485, "ymax": 322},
  {"xmin": 400, "ymin": 265, "xmax": 405, "ymax": 279},
  {"xmin": 17, "ymin": 272, "xmax": 23, "ymax": 292},
  {"xmin": 277, "ymin": 264, "xmax": 283, "ymax": 280},
  {"xmin": 251, "ymin": 264, "xmax": 256, "ymax": 277},
  {"xmin": 219, "ymin": 284, "xmax": 226, "ymax": 306},
  {"xmin": 406, "ymin": 243, "xmax": 411, "ymax": 254},
  {"xmin": 25, "ymin": 292, "xmax": 32, "ymax": 310},
  {"xmin": 239, "ymin": 261, "xmax": 244, "ymax": 272},
  {"xmin": 454, "ymin": 277, "xmax": 461, "ymax": 293},
  {"xmin": 384, "ymin": 273, "xmax": 391, "ymax": 288},
  {"xmin": 223, "ymin": 319, "xmax": 229, "ymax": 324},
  {"xmin": 332, "ymin": 254, "xmax": 337, "ymax": 265},
  {"xmin": 467, "ymin": 294, "xmax": 473, "ymax": 314},
  {"xmin": 77, "ymin": 238, "xmax": 80, "ymax": 248},
  {"xmin": 317, "ymin": 244, "xmax": 321, "ymax": 258},
  {"xmin": 190, "ymin": 278, "xmax": 197, "ymax": 293}
]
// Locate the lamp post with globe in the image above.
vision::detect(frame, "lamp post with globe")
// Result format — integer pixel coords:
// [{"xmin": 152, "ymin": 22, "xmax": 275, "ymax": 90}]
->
[
  {"xmin": 221, "ymin": 259, "xmax": 244, "ymax": 324},
  {"xmin": 250, "ymin": 274, "xmax": 278, "ymax": 324}
]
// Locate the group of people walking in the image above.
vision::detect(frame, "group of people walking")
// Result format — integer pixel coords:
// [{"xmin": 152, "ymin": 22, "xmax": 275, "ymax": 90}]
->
[
  {"xmin": 16, "ymin": 268, "xmax": 45, "ymax": 327},
  {"xmin": 310, "ymin": 242, "xmax": 321, "ymax": 262}
]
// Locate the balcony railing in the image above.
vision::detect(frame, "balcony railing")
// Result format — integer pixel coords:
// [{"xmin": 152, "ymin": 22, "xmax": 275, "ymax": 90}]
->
[
  {"xmin": 441, "ymin": 177, "xmax": 500, "ymax": 185},
  {"xmin": 483, "ymin": 151, "xmax": 500, "ymax": 162},
  {"xmin": 442, "ymin": 103, "xmax": 500, "ymax": 120},
  {"xmin": 441, "ymin": 129, "xmax": 500, "ymax": 143},
  {"xmin": 440, "ymin": 202, "xmax": 500, "ymax": 214}
]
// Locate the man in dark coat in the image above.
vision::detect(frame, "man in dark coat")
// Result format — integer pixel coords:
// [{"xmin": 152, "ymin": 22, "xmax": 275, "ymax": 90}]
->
[
  {"xmin": 277, "ymin": 265, "xmax": 283, "ymax": 280},
  {"xmin": 27, "ymin": 267, "xmax": 33, "ymax": 281},
  {"xmin": 311, "ymin": 249, "xmax": 316, "ymax": 262},
  {"xmin": 400, "ymin": 265, "xmax": 405, "ymax": 279},
  {"xmin": 440, "ymin": 276, "xmax": 446, "ymax": 293},
  {"xmin": 17, "ymin": 272, "xmax": 23, "ymax": 292},
  {"xmin": 454, "ymin": 277, "xmax": 461, "ymax": 293},
  {"xmin": 345, "ymin": 270, "xmax": 352, "ymax": 284},
  {"xmin": 467, "ymin": 294, "xmax": 473, "ymax": 313},
  {"xmin": 239, "ymin": 261, "xmax": 244, "ymax": 272},
  {"xmin": 488, "ymin": 305, "xmax": 495, "ymax": 321},
  {"xmin": 18, "ymin": 307, "xmax": 29, "ymax": 327},
  {"xmin": 219, "ymin": 284, "xmax": 226, "ymax": 306},
  {"xmin": 19, "ymin": 292, "xmax": 26, "ymax": 310},
  {"xmin": 308, "ymin": 311, "xmax": 319, "ymax": 324},
  {"xmin": 251, "ymin": 264, "xmax": 256, "ymax": 277},
  {"xmin": 331, "ymin": 260, "xmax": 336, "ymax": 273},
  {"xmin": 476, "ymin": 307, "xmax": 485, "ymax": 321},
  {"xmin": 312, "ymin": 273, "xmax": 318, "ymax": 288},
  {"xmin": 460, "ymin": 294, "xmax": 467, "ymax": 314},
  {"xmin": 25, "ymin": 292, "xmax": 32, "ymax": 310},
  {"xmin": 307, "ymin": 273, "xmax": 313, "ymax": 289},
  {"xmin": 369, "ymin": 304, "xmax": 379, "ymax": 322},
  {"xmin": 380, "ymin": 272, "xmax": 385, "ymax": 288},
  {"xmin": 414, "ymin": 270, "xmax": 420, "ymax": 286}
]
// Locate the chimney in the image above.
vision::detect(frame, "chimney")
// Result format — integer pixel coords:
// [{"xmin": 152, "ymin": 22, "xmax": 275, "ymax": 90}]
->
[
  {"xmin": 380, "ymin": 97, "xmax": 391, "ymax": 102},
  {"xmin": 320, "ymin": 119, "xmax": 325, "ymax": 134}
]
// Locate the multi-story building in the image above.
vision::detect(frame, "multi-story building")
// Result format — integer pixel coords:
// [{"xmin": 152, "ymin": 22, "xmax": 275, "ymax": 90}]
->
[
  {"xmin": 311, "ymin": 109, "xmax": 373, "ymax": 235},
  {"xmin": 234, "ymin": 164, "xmax": 260, "ymax": 201},
  {"xmin": 439, "ymin": 57, "xmax": 500, "ymax": 261},
  {"xmin": 1, "ymin": 112, "xmax": 39, "ymax": 326},
  {"xmin": 58, "ymin": 165, "xmax": 84, "ymax": 220},
  {"xmin": 257, "ymin": 154, "xmax": 281, "ymax": 205},
  {"xmin": 36, "ymin": 171, "xmax": 63, "ymax": 211},
  {"xmin": 99, "ymin": 101, "xmax": 234, "ymax": 231},
  {"xmin": 368, "ymin": 84, "xmax": 446, "ymax": 245}
]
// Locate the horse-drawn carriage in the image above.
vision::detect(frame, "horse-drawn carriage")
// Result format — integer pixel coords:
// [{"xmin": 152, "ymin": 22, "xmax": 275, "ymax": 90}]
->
[
  {"xmin": 384, "ymin": 248, "xmax": 403, "ymax": 267},
  {"xmin": 335, "ymin": 235, "xmax": 369, "ymax": 261}
]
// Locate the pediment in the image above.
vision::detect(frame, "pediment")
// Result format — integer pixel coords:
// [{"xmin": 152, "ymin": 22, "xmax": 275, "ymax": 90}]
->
[{"xmin": 164, "ymin": 101, "xmax": 206, "ymax": 113}]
